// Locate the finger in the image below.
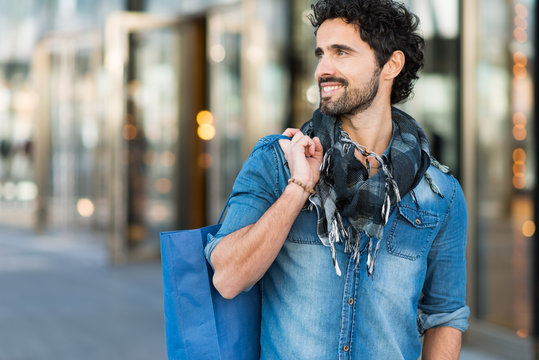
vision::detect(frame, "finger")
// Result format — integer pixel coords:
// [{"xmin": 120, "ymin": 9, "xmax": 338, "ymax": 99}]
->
[
  {"xmin": 278, "ymin": 139, "xmax": 289, "ymax": 153},
  {"xmin": 282, "ymin": 128, "xmax": 300, "ymax": 138},
  {"xmin": 293, "ymin": 134, "xmax": 315, "ymax": 156},
  {"xmin": 313, "ymin": 137, "xmax": 323, "ymax": 153},
  {"xmin": 306, "ymin": 137, "xmax": 316, "ymax": 157},
  {"xmin": 305, "ymin": 135, "xmax": 319, "ymax": 157},
  {"xmin": 290, "ymin": 131, "xmax": 304, "ymax": 144},
  {"xmin": 312, "ymin": 137, "xmax": 324, "ymax": 161}
]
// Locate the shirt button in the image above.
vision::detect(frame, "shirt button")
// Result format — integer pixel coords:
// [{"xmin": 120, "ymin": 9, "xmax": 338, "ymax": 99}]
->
[
  {"xmin": 348, "ymin": 297, "xmax": 354, "ymax": 305},
  {"xmin": 343, "ymin": 345, "xmax": 350, "ymax": 352},
  {"xmin": 415, "ymin": 218, "xmax": 421, "ymax": 225}
]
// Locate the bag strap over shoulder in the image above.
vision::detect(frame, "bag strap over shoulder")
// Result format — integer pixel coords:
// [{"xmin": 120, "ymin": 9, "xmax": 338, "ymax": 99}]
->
[
  {"xmin": 218, "ymin": 134, "xmax": 291, "ymax": 225},
  {"xmin": 217, "ymin": 196, "xmax": 231, "ymax": 224}
]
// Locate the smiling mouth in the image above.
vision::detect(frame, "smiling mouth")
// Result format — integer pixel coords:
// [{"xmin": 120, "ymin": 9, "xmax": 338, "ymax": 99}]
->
[
  {"xmin": 319, "ymin": 77, "xmax": 347, "ymax": 98},
  {"xmin": 322, "ymin": 85, "xmax": 342, "ymax": 92},
  {"xmin": 320, "ymin": 84, "xmax": 344, "ymax": 97}
]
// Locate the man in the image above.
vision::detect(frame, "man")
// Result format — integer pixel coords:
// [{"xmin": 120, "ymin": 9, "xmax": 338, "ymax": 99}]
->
[{"xmin": 205, "ymin": 0, "xmax": 469, "ymax": 358}]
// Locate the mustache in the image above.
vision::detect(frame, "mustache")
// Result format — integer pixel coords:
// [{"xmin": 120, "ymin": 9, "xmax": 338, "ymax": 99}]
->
[{"xmin": 319, "ymin": 77, "xmax": 348, "ymax": 87}]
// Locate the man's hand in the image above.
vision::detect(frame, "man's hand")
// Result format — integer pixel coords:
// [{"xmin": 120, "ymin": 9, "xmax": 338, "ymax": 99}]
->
[{"xmin": 279, "ymin": 128, "xmax": 323, "ymax": 189}]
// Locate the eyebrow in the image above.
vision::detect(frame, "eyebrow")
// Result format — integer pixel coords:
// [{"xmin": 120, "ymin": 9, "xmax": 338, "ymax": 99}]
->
[{"xmin": 314, "ymin": 44, "xmax": 357, "ymax": 55}]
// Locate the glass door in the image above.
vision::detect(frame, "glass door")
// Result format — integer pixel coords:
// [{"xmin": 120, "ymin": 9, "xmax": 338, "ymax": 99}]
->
[
  {"xmin": 206, "ymin": 1, "xmax": 290, "ymax": 221},
  {"xmin": 105, "ymin": 13, "xmax": 207, "ymax": 262},
  {"xmin": 462, "ymin": 0, "xmax": 535, "ymax": 357},
  {"xmin": 33, "ymin": 30, "xmax": 108, "ymax": 233}
]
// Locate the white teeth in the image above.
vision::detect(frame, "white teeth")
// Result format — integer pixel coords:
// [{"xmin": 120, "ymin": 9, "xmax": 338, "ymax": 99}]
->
[{"xmin": 322, "ymin": 85, "xmax": 342, "ymax": 92}]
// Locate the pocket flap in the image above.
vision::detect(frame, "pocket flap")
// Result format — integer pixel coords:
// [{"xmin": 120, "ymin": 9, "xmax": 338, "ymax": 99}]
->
[{"xmin": 397, "ymin": 206, "xmax": 438, "ymax": 228}]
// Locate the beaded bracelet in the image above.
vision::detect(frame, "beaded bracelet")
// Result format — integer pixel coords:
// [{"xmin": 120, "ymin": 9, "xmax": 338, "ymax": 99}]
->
[{"xmin": 288, "ymin": 178, "xmax": 316, "ymax": 195}]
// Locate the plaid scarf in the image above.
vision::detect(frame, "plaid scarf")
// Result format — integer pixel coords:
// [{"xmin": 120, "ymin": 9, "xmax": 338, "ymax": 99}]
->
[{"xmin": 300, "ymin": 107, "xmax": 431, "ymax": 276}]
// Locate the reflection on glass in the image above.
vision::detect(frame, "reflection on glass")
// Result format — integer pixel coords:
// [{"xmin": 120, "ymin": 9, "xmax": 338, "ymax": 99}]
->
[
  {"xmin": 207, "ymin": 2, "xmax": 289, "ymax": 221},
  {"xmin": 208, "ymin": 7, "xmax": 245, "ymax": 220},
  {"xmin": 126, "ymin": 28, "xmax": 181, "ymax": 247},
  {"xmin": 46, "ymin": 33, "xmax": 107, "ymax": 227},
  {"xmin": 400, "ymin": 0, "xmax": 460, "ymax": 172},
  {"xmin": 475, "ymin": 0, "xmax": 534, "ymax": 335}
]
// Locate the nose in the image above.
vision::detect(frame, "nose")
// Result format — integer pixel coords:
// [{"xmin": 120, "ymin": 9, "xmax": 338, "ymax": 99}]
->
[{"xmin": 315, "ymin": 56, "xmax": 336, "ymax": 81}]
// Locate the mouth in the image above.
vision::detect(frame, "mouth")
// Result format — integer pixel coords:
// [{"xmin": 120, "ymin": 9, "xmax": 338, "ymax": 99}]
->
[
  {"xmin": 320, "ymin": 84, "xmax": 343, "ymax": 97},
  {"xmin": 319, "ymin": 78, "xmax": 347, "ymax": 98}
]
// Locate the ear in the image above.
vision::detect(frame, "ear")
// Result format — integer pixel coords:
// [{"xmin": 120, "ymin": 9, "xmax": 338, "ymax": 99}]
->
[{"xmin": 382, "ymin": 50, "xmax": 405, "ymax": 80}]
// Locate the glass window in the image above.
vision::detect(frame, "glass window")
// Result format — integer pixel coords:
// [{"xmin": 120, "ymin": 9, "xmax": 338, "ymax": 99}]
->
[
  {"xmin": 146, "ymin": 0, "xmax": 240, "ymax": 14},
  {"xmin": 207, "ymin": 2, "xmax": 290, "ymax": 221},
  {"xmin": 474, "ymin": 0, "xmax": 535, "ymax": 338},
  {"xmin": 126, "ymin": 26, "xmax": 183, "ymax": 246},
  {"xmin": 207, "ymin": 6, "xmax": 245, "ymax": 220},
  {"xmin": 400, "ymin": 0, "xmax": 460, "ymax": 174},
  {"xmin": 46, "ymin": 33, "xmax": 107, "ymax": 228}
]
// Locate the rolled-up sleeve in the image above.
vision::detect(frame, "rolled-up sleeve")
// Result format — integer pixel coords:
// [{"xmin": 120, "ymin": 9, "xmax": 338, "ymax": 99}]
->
[
  {"xmin": 204, "ymin": 136, "xmax": 286, "ymax": 268},
  {"xmin": 418, "ymin": 175, "xmax": 469, "ymax": 335},
  {"xmin": 417, "ymin": 306, "xmax": 470, "ymax": 335}
]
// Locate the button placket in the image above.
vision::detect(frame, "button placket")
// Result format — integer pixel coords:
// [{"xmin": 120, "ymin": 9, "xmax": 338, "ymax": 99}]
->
[{"xmin": 338, "ymin": 256, "xmax": 357, "ymax": 359}]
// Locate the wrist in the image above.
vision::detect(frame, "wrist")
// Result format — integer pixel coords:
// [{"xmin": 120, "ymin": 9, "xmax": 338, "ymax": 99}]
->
[
  {"xmin": 287, "ymin": 178, "xmax": 315, "ymax": 195},
  {"xmin": 283, "ymin": 182, "xmax": 311, "ymax": 206}
]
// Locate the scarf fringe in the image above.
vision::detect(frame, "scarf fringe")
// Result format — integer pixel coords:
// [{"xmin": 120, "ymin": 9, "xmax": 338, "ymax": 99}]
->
[
  {"xmin": 431, "ymin": 158, "xmax": 450, "ymax": 173},
  {"xmin": 330, "ymin": 218, "xmax": 384, "ymax": 277},
  {"xmin": 366, "ymin": 237, "xmax": 381, "ymax": 275},
  {"xmin": 329, "ymin": 218, "xmax": 342, "ymax": 277},
  {"xmin": 424, "ymin": 172, "xmax": 444, "ymax": 199}
]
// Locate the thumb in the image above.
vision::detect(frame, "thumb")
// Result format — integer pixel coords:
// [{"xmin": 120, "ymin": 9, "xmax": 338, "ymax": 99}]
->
[{"xmin": 313, "ymin": 137, "xmax": 323, "ymax": 159}]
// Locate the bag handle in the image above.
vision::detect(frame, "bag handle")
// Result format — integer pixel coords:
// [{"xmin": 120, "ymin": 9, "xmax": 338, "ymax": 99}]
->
[
  {"xmin": 217, "ymin": 134, "xmax": 291, "ymax": 225},
  {"xmin": 217, "ymin": 196, "xmax": 231, "ymax": 225}
]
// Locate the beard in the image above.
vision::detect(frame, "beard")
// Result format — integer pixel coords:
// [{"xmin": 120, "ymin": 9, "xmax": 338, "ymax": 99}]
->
[{"xmin": 319, "ymin": 68, "xmax": 381, "ymax": 116}]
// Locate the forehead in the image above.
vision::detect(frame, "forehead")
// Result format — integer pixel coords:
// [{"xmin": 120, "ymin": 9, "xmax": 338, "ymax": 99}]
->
[{"xmin": 316, "ymin": 18, "xmax": 365, "ymax": 48}]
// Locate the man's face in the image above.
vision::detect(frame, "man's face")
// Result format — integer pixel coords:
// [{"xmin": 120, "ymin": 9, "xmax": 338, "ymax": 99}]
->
[{"xmin": 315, "ymin": 18, "xmax": 382, "ymax": 116}]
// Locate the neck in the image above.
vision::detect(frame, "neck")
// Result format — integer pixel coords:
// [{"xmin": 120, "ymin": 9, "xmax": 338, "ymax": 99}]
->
[{"xmin": 339, "ymin": 103, "xmax": 393, "ymax": 156}]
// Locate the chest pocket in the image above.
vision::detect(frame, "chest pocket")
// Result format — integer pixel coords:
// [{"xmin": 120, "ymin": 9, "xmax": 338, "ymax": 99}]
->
[
  {"xmin": 385, "ymin": 205, "xmax": 439, "ymax": 260},
  {"xmin": 287, "ymin": 208, "xmax": 323, "ymax": 245}
]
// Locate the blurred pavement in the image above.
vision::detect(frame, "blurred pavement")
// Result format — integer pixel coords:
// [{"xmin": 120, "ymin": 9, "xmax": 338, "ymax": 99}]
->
[
  {"xmin": 0, "ymin": 225, "xmax": 166, "ymax": 360},
  {"xmin": 0, "ymin": 225, "xmax": 507, "ymax": 360}
]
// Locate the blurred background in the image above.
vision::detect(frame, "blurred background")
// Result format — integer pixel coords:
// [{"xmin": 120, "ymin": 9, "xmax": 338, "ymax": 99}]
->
[{"xmin": 0, "ymin": 0, "xmax": 536, "ymax": 359}]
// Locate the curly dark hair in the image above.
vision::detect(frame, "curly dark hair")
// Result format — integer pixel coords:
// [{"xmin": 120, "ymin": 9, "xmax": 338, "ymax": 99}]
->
[{"xmin": 309, "ymin": 0, "xmax": 424, "ymax": 104}]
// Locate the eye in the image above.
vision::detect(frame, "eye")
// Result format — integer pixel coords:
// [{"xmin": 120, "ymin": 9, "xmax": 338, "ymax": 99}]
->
[{"xmin": 336, "ymin": 49, "xmax": 347, "ymax": 56}]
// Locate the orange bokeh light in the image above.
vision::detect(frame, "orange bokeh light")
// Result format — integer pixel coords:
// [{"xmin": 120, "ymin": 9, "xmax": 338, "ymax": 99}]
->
[
  {"xmin": 196, "ymin": 110, "xmax": 214, "ymax": 125},
  {"xmin": 513, "ymin": 51, "xmax": 527, "ymax": 66},
  {"xmin": 514, "ymin": 28, "xmax": 528, "ymax": 42},
  {"xmin": 122, "ymin": 124, "xmax": 138, "ymax": 140},
  {"xmin": 512, "ymin": 148, "xmax": 526, "ymax": 162},
  {"xmin": 197, "ymin": 124, "xmax": 216, "ymax": 141},
  {"xmin": 515, "ymin": 3, "xmax": 528, "ymax": 18},
  {"xmin": 513, "ymin": 176, "xmax": 526, "ymax": 189},
  {"xmin": 513, "ymin": 112, "xmax": 527, "ymax": 126},
  {"xmin": 513, "ymin": 64, "xmax": 527, "ymax": 78},
  {"xmin": 513, "ymin": 163, "xmax": 526, "ymax": 177},
  {"xmin": 522, "ymin": 221, "xmax": 535, "ymax": 238},
  {"xmin": 513, "ymin": 126, "xmax": 527, "ymax": 141}
]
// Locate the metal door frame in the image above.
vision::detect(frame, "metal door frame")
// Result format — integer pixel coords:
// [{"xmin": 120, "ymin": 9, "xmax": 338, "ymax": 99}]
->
[
  {"xmin": 32, "ymin": 30, "xmax": 102, "ymax": 232},
  {"xmin": 104, "ymin": 12, "xmax": 190, "ymax": 263}
]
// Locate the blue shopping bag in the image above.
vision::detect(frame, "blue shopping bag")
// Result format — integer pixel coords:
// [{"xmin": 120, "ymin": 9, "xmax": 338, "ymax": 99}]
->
[{"xmin": 160, "ymin": 221, "xmax": 261, "ymax": 360}]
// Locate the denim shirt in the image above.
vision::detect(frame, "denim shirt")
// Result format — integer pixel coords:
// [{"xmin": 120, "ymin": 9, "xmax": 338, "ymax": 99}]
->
[{"xmin": 205, "ymin": 135, "xmax": 469, "ymax": 360}]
